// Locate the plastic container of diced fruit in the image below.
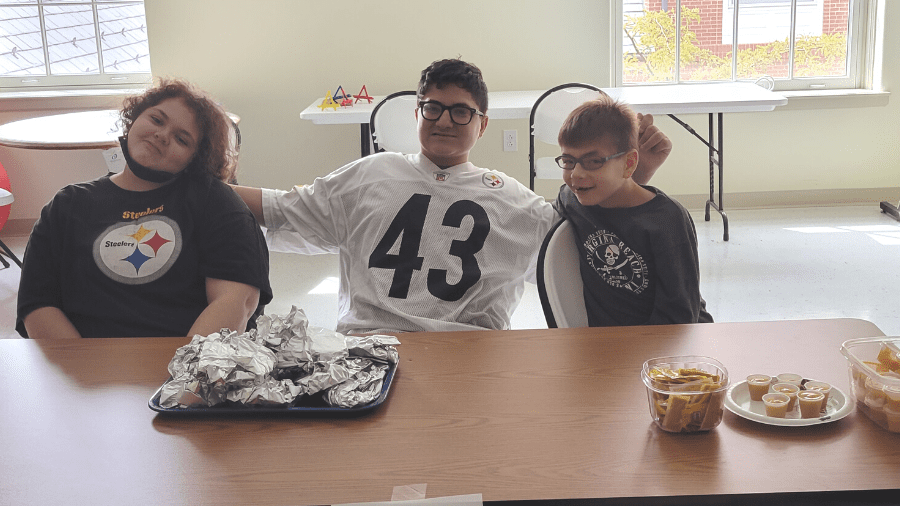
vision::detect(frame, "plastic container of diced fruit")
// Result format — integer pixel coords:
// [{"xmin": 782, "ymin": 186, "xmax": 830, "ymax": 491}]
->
[
  {"xmin": 641, "ymin": 355, "xmax": 729, "ymax": 433},
  {"xmin": 840, "ymin": 337, "xmax": 900, "ymax": 433}
]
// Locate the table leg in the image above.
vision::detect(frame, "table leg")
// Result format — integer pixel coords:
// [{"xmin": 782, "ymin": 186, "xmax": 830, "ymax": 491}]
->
[
  {"xmin": 0, "ymin": 238, "xmax": 21, "ymax": 268},
  {"xmin": 706, "ymin": 113, "xmax": 728, "ymax": 241},
  {"xmin": 667, "ymin": 113, "xmax": 729, "ymax": 241},
  {"xmin": 706, "ymin": 114, "xmax": 713, "ymax": 223},
  {"xmin": 360, "ymin": 123, "xmax": 371, "ymax": 157},
  {"xmin": 880, "ymin": 200, "xmax": 900, "ymax": 221}
]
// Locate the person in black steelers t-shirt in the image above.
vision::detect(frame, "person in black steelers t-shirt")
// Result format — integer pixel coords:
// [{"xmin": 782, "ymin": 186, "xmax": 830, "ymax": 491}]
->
[{"xmin": 17, "ymin": 79, "xmax": 272, "ymax": 338}]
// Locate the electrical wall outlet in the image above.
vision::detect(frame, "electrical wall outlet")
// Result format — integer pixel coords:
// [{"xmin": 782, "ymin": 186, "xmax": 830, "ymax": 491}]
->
[{"xmin": 503, "ymin": 130, "xmax": 517, "ymax": 152}]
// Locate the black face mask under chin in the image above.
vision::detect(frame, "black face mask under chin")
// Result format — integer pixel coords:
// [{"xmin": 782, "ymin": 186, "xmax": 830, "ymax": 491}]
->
[{"xmin": 118, "ymin": 135, "xmax": 182, "ymax": 184}]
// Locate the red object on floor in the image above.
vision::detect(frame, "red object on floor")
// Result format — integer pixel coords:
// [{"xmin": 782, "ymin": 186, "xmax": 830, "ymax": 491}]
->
[{"xmin": 0, "ymin": 161, "xmax": 11, "ymax": 232}]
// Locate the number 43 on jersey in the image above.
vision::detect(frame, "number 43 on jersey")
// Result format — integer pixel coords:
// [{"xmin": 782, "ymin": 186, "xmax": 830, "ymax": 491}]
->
[{"xmin": 368, "ymin": 193, "xmax": 490, "ymax": 302}]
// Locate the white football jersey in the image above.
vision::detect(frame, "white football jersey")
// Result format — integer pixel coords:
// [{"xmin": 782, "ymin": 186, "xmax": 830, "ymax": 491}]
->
[{"xmin": 263, "ymin": 153, "xmax": 559, "ymax": 334}]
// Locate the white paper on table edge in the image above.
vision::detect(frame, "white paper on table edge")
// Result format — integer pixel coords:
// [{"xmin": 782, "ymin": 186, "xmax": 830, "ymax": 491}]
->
[{"xmin": 332, "ymin": 493, "xmax": 483, "ymax": 506}]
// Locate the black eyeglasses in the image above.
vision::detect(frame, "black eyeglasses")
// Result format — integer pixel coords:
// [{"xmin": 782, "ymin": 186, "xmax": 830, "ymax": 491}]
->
[
  {"xmin": 418, "ymin": 101, "xmax": 485, "ymax": 126},
  {"xmin": 555, "ymin": 151, "xmax": 627, "ymax": 171}
]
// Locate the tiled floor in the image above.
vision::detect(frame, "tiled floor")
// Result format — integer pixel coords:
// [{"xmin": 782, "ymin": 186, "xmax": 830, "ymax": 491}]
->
[{"xmin": 2, "ymin": 204, "xmax": 899, "ymax": 338}]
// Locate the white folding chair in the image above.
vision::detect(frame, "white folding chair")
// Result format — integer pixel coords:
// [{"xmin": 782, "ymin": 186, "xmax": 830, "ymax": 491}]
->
[
  {"xmin": 369, "ymin": 91, "xmax": 420, "ymax": 154},
  {"xmin": 536, "ymin": 219, "xmax": 587, "ymax": 328},
  {"xmin": 529, "ymin": 83, "xmax": 603, "ymax": 190}
]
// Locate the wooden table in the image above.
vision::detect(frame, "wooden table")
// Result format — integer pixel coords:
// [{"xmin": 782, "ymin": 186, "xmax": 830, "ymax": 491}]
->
[
  {"xmin": 301, "ymin": 84, "xmax": 787, "ymax": 241},
  {"xmin": 1, "ymin": 319, "xmax": 895, "ymax": 506}
]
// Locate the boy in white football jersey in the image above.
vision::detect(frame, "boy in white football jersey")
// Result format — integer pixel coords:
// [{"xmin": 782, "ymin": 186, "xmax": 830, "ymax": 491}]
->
[{"xmin": 233, "ymin": 59, "xmax": 671, "ymax": 334}]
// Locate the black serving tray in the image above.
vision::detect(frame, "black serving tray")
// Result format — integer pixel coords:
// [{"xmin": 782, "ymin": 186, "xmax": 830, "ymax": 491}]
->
[{"xmin": 148, "ymin": 361, "xmax": 396, "ymax": 416}]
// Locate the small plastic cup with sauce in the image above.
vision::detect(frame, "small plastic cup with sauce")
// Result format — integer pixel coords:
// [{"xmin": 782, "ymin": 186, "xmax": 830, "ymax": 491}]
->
[
  {"xmin": 798, "ymin": 390, "xmax": 825, "ymax": 418},
  {"xmin": 804, "ymin": 380, "xmax": 832, "ymax": 408},
  {"xmin": 772, "ymin": 382, "xmax": 800, "ymax": 411},
  {"xmin": 763, "ymin": 392, "xmax": 790, "ymax": 418},
  {"xmin": 746, "ymin": 374, "xmax": 773, "ymax": 401},
  {"xmin": 776, "ymin": 373, "xmax": 803, "ymax": 386}
]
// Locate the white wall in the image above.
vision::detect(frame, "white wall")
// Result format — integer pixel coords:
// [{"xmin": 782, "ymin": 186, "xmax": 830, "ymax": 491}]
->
[{"xmin": 1, "ymin": 0, "xmax": 897, "ymax": 228}]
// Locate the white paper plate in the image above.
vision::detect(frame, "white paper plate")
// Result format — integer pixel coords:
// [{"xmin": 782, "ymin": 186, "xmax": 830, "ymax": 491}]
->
[{"xmin": 724, "ymin": 380, "xmax": 853, "ymax": 426}]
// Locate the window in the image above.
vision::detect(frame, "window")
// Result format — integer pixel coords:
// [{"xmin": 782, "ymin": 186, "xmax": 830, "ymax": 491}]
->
[
  {"xmin": 616, "ymin": 0, "xmax": 874, "ymax": 91},
  {"xmin": 0, "ymin": 0, "xmax": 151, "ymax": 90}
]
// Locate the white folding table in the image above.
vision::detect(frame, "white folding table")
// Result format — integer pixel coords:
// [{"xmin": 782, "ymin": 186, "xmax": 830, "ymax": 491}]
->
[
  {"xmin": 0, "ymin": 110, "xmax": 242, "ymax": 151},
  {"xmin": 300, "ymin": 82, "xmax": 789, "ymax": 241}
]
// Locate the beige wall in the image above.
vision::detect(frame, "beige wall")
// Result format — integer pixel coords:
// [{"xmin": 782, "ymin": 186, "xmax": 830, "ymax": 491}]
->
[
  {"xmin": 142, "ymin": 0, "xmax": 616, "ymax": 195},
  {"xmin": 1, "ymin": 0, "xmax": 897, "ymax": 227},
  {"xmin": 142, "ymin": 0, "xmax": 897, "ymax": 201}
]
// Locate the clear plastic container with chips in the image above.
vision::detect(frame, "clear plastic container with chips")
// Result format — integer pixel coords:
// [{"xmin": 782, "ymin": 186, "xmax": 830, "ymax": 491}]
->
[
  {"xmin": 642, "ymin": 355, "xmax": 729, "ymax": 433},
  {"xmin": 840, "ymin": 337, "xmax": 900, "ymax": 433}
]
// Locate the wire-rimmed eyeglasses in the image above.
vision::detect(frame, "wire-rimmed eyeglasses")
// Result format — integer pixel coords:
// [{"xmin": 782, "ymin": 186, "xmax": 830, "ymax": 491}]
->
[{"xmin": 418, "ymin": 101, "xmax": 485, "ymax": 126}]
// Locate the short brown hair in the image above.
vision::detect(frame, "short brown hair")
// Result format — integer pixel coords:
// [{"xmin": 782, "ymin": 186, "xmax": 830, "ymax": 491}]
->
[
  {"xmin": 417, "ymin": 59, "xmax": 489, "ymax": 113},
  {"xmin": 558, "ymin": 95, "xmax": 638, "ymax": 154},
  {"xmin": 121, "ymin": 78, "xmax": 237, "ymax": 182}
]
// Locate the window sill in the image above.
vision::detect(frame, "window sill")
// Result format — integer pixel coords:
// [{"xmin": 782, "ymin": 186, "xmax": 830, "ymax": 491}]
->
[
  {"xmin": 0, "ymin": 87, "xmax": 148, "ymax": 113},
  {"xmin": 778, "ymin": 88, "xmax": 890, "ymax": 111}
]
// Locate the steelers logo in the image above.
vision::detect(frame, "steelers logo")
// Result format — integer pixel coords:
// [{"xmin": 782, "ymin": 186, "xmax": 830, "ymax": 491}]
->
[
  {"xmin": 482, "ymin": 173, "xmax": 504, "ymax": 189},
  {"xmin": 93, "ymin": 216, "xmax": 182, "ymax": 285}
]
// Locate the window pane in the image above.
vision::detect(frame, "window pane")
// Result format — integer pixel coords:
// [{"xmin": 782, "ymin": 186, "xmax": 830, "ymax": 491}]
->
[
  {"xmin": 618, "ymin": 0, "xmax": 863, "ymax": 90},
  {"xmin": 793, "ymin": 0, "xmax": 848, "ymax": 77},
  {"xmin": 0, "ymin": 6, "xmax": 45, "ymax": 76},
  {"xmin": 44, "ymin": 4, "xmax": 100, "ymax": 75},
  {"xmin": 680, "ymin": 4, "xmax": 730, "ymax": 82},
  {"xmin": 622, "ymin": 2, "xmax": 675, "ymax": 83},
  {"xmin": 733, "ymin": 0, "xmax": 792, "ymax": 80},
  {"xmin": 97, "ymin": 1, "xmax": 149, "ymax": 73},
  {"xmin": 1, "ymin": 0, "xmax": 150, "ymax": 87}
]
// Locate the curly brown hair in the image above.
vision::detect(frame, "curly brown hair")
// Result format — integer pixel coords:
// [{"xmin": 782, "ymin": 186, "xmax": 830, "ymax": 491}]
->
[{"xmin": 120, "ymin": 78, "xmax": 237, "ymax": 182}]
